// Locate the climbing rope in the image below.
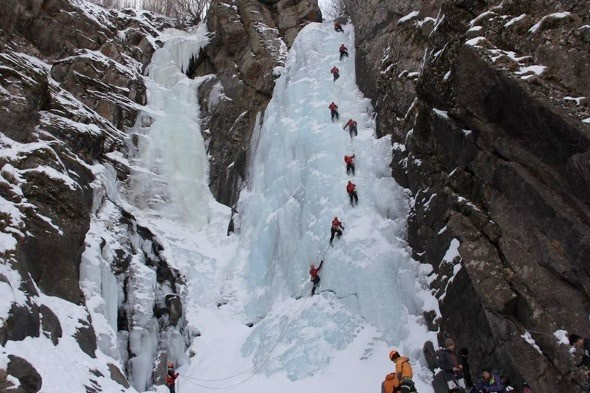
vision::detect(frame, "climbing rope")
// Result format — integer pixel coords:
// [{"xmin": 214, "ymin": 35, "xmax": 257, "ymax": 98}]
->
[{"xmin": 179, "ymin": 295, "xmax": 311, "ymax": 388}]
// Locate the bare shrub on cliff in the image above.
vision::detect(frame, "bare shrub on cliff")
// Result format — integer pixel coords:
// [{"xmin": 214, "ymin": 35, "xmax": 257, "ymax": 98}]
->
[
  {"xmin": 88, "ymin": 0, "xmax": 210, "ymax": 22},
  {"xmin": 322, "ymin": 0, "xmax": 346, "ymax": 20}
]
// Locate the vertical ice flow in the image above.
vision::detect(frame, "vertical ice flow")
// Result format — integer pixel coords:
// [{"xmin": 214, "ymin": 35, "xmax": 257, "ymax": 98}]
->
[
  {"xmin": 180, "ymin": 22, "xmax": 436, "ymax": 393},
  {"xmin": 129, "ymin": 25, "xmax": 212, "ymax": 229}
]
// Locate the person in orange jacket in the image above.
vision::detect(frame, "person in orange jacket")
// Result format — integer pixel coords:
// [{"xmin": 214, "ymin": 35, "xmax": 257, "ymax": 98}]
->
[
  {"xmin": 382, "ymin": 350, "xmax": 417, "ymax": 393},
  {"xmin": 343, "ymin": 118, "xmax": 357, "ymax": 137},
  {"xmin": 331, "ymin": 66, "xmax": 340, "ymax": 81},
  {"xmin": 339, "ymin": 44, "xmax": 348, "ymax": 61},
  {"xmin": 166, "ymin": 363, "xmax": 179, "ymax": 393},
  {"xmin": 329, "ymin": 102, "xmax": 339, "ymax": 121},
  {"xmin": 344, "ymin": 154, "xmax": 355, "ymax": 176},
  {"xmin": 309, "ymin": 260, "xmax": 324, "ymax": 295},
  {"xmin": 330, "ymin": 216, "xmax": 344, "ymax": 245},
  {"xmin": 346, "ymin": 180, "xmax": 358, "ymax": 206}
]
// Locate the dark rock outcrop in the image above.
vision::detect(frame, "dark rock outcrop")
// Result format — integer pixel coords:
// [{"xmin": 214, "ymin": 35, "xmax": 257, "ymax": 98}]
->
[
  {"xmin": 6, "ymin": 355, "xmax": 42, "ymax": 393},
  {"xmin": 0, "ymin": 0, "xmax": 182, "ymax": 391},
  {"xmin": 195, "ymin": 0, "xmax": 321, "ymax": 206},
  {"xmin": 345, "ymin": 0, "xmax": 590, "ymax": 391}
]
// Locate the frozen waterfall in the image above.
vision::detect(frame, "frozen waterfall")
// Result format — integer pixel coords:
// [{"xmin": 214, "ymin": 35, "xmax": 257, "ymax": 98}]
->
[
  {"xmin": 128, "ymin": 24, "xmax": 213, "ymax": 229},
  {"xmin": 166, "ymin": 21, "xmax": 438, "ymax": 393}
]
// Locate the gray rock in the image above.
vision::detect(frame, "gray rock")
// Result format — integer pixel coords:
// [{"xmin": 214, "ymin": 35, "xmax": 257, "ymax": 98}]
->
[{"xmin": 7, "ymin": 355, "xmax": 42, "ymax": 393}]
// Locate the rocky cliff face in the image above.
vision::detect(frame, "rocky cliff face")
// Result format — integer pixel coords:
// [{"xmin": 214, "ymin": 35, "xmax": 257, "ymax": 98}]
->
[
  {"xmin": 0, "ymin": 1, "xmax": 191, "ymax": 391},
  {"xmin": 194, "ymin": 0, "xmax": 321, "ymax": 206},
  {"xmin": 344, "ymin": 0, "xmax": 590, "ymax": 391}
]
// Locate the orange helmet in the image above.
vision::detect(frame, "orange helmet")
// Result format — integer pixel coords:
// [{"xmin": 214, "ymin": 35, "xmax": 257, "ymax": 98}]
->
[
  {"xmin": 389, "ymin": 350, "xmax": 399, "ymax": 360},
  {"xmin": 168, "ymin": 362, "xmax": 174, "ymax": 368}
]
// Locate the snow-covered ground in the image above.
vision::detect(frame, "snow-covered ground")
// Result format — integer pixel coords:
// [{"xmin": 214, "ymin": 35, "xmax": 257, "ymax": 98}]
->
[{"xmin": 122, "ymin": 21, "xmax": 437, "ymax": 393}]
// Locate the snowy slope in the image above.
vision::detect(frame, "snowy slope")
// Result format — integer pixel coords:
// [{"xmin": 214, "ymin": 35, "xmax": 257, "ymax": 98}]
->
[{"xmin": 152, "ymin": 22, "xmax": 438, "ymax": 393}]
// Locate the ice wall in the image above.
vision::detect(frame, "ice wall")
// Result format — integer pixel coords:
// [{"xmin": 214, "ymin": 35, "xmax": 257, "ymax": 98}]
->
[
  {"xmin": 128, "ymin": 24, "xmax": 212, "ymax": 229},
  {"xmin": 180, "ymin": 22, "xmax": 436, "ymax": 393}
]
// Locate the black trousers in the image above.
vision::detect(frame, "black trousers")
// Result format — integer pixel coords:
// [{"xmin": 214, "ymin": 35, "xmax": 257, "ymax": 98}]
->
[
  {"xmin": 331, "ymin": 110, "xmax": 339, "ymax": 121},
  {"xmin": 349, "ymin": 126, "xmax": 358, "ymax": 137},
  {"xmin": 349, "ymin": 191, "xmax": 358, "ymax": 205},
  {"xmin": 333, "ymin": 73, "xmax": 339, "ymax": 81},
  {"xmin": 311, "ymin": 276, "xmax": 320, "ymax": 295},
  {"xmin": 400, "ymin": 379, "xmax": 417, "ymax": 393},
  {"xmin": 335, "ymin": 26, "xmax": 344, "ymax": 32},
  {"xmin": 168, "ymin": 384, "xmax": 176, "ymax": 393},
  {"xmin": 330, "ymin": 228, "xmax": 342, "ymax": 243},
  {"xmin": 346, "ymin": 163, "xmax": 355, "ymax": 175},
  {"xmin": 340, "ymin": 52, "xmax": 348, "ymax": 61}
]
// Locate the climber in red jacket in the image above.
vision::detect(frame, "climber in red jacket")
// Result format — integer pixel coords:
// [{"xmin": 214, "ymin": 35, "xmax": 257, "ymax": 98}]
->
[
  {"xmin": 331, "ymin": 66, "xmax": 340, "ymax": 81},
  {"xmin": 309, "ymin": 260, "xmax": 324, "ymax": 295},
  {"xmin": 339, "ymin": 44, "xmax": 349, "ymax": 61},
  {"xmin": 347, "ymin": 180, "xmax": 358, "ymax": 206},
  {"xmin": 166, "ymin": 363, "xmax": 179, "ymax": 393},
  {"xmin": 334, "ymin": 22, "xmax": 344, "ymax": 32},
  {"xmin": 329, "ymin": 102, "xmax": 339, "ymax": 121},
  {"xmin": 343, "ymin": 118, "xmax": 357, "ymax": 137},
  {"xmin": 330, "ymin": 216, "xmax": 344, "ymax": 245},
  {"xmin": 344, "ymin": 154, "xmax": 355, "ymax": 176}
]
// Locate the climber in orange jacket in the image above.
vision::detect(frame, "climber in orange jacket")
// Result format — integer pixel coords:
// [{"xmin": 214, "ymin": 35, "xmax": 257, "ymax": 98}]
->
[
  {"xmin": 331, "ymin": 66, "xmax": 340, "ymax": 81},
  {"xmin": 344, "ymin": 154, "xmax": 355, "ymax": 176},
  {"xmin": 343, "ymin": 118, "xmax": 357, "ymax": 137},
  {"xmin": 346, "ymin": 180, "xmax": 358, "ymax": 206},
  {"xmin": 329, "ymin": 102, "xmax": 339, "ymax": 121},
  {"xmin": 339, "ymin": 44, "xmax": 349, "ymax": 61},
  {"xmin": 330, "ymin": 216, "xmax": 344, "ymax": 245},
  {"xmin": 309, "ymin": 260, "xmax": 324, "ymax": 296},
  {"xmin": 166, "ymin": 363, "xmax": 179, "ymax": 393},
  {"xmin": 382, "ymin": 350, "xmax": 417, "ymax": 393}
]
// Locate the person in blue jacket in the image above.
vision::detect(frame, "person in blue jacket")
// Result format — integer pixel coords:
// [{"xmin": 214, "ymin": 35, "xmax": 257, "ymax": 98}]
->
[{"xmin": 471, "ymin": 368, "xmax": 505, "ymax": 393}]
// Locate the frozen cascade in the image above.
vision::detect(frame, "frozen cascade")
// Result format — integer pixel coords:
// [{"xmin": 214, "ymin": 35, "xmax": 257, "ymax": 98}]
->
[
  {"xmin": 177, "ymin": 22, "xmax": 438, "ymax": 393},
  {"xmin": 128, "ymin": 24, "xmax": 213, "ymax": 229}
]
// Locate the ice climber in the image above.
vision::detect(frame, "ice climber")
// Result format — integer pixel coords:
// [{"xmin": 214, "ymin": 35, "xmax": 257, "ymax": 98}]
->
[
  {"xmin": 331, "ymin": 66, "xmax": 340, "ymax": 81},
  {"xmin": 339, "ymin": 44, "xmax": 349, "ymax": 61},
  {"xmin": 382, "ymin": 350, "xmax": 417, "ymax": 393},
  {"xmin": 569, "ymin": 333, "xmax": 590, "ymax": 367},
  {"xmin": 166, "ymin": 363, "xmax": 179, "ymax": 393},
  {"xmin": 346, "ymin": 180, "xmax": 358, "ymax": 206},
  {"xmin": 334, "ymin": 21, "xmax": 343, "ymax": 32},
  {"xmin": 309, "ymin": 260, "xmax": 324, "ymax": 296},
  {"xmin": 438, "ymin": 339, "xmax": 467, "ymax": 391},
  {"xmin": 330, "ymin": 216, "xmax": 344, "ymax": 245},
  {"xmin": 343, "ymin": 118, "xmax": 358, "ymax": 137},
  {"xmin": 471, "ymin": 368, "xmax": 505, "ymax": 393},
  {"xmin": 344, "ymin": 154, "xmax": 355, "ymax": 176},
  {"xmin": 329, "ymin": 102, "xmax": 339, "ymax": 121},
  {"xmin": 459, "ymin": 347, "xmax": 474, "ymax": 388}
]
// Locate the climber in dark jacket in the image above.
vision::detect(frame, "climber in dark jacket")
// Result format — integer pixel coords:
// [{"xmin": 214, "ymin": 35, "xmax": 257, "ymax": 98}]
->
[
  {"xmin": 438, "ymin": 339, "xmax": 467, "ymax": 391},
  {"xmin": 459, "ymin": 347, "xmax": 474, "ymax": 388},
  {"xmin": 472, "ymin": 369, "xmax": 505, "ymax": 393},
  {"xmin": 570, "ymin": 333, "xmax": 590, "ymax": 367},
  {"xmin": 334, "ymin": 22, "xmax": 344, "ymax": 32}
]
